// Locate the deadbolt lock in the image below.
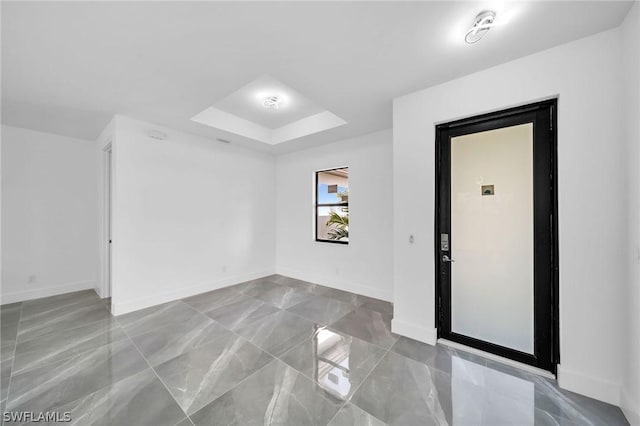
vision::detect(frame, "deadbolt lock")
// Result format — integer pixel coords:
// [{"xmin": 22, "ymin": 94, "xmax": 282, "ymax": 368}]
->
[{"xmin": 440, "ymin": 234, "xmax": 449, "ymax": 251}]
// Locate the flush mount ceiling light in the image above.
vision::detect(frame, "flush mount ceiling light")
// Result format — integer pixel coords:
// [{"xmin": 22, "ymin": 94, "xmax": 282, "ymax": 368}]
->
[
  {"xmin": 262, "ymin": 95, "xmax": 283, "ymax": 109},
  {"xmin": 465, "ymin": 10, "xmax": 497, "ymax": 44}
]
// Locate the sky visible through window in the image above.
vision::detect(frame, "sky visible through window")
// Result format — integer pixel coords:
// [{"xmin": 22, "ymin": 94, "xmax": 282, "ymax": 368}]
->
[{"xmin": 318, "ymin": 184, "xmax": 348, "ymax": 204}]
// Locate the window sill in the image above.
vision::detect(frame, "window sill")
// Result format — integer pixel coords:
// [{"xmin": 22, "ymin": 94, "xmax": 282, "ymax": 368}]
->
[{"xmin": 314, "ymin": 239, "xmax": 349, "ymax": 245}]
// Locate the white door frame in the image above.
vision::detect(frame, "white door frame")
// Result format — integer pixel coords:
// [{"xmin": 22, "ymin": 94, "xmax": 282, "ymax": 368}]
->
[{"xmin": 101, "ymin": 143, "xmax": 112, "ymax": 299}]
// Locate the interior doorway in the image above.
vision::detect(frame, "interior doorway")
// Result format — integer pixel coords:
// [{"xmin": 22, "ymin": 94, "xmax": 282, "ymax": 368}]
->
[
  {"xmin": 435, "ymin": 100, "xmax": 559, "ymax": 373},
  {"xmin": 103, "ymin": 145, "xmax": 112, "ymax": 300}
]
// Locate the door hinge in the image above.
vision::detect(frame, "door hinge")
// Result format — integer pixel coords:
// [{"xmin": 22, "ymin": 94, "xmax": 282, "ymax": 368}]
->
[{"xmin": 549, "ymin": 105, "xmax": 554, "ymax": 132}]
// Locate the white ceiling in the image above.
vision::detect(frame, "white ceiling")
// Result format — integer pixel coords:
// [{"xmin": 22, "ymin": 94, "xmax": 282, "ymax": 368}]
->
[
  {"xmin": 190, "ymin": 74, "xmax": 347, "ymax": 144},
  {"xmin": 214, "ymin": 75, "xmax": 326, "ymax": 130},
  {"xmin": 1, "ymin": 1, "xmax": 633, "ymax": 154}
]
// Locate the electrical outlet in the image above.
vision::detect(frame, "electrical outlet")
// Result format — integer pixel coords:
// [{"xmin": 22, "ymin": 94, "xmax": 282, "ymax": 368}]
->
[
  {"xmin": 28, "ymin": 275, "xmax": 37, "ymax": 284},
  {"xmin": 222, "ymin": 265, "xmax": 227, "ymax": 273}
]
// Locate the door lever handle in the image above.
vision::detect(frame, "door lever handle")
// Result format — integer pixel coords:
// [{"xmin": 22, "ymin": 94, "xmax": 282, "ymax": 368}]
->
[{"xmin": 442, "ymin": 255, "xmax": 455, "ymax": 263}]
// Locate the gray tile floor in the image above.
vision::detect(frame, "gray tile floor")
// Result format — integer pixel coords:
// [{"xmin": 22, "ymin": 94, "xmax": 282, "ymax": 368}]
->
[{"xmin": 0, "ymin": 275, "xmax": 630, "ymax": 425}]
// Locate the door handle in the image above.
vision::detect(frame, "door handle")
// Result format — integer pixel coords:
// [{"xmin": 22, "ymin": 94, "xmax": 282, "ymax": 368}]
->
[{"xmin": 442, "ymin": 255, "xmax": 455, "ymax": 263}]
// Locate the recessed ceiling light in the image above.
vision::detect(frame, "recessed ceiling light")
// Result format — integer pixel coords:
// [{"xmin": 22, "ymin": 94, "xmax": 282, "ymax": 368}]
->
[
  {"xmin": 262, "ymin": 95, "xmax": 283, "ymax": 109},
  {"xmin": 465, "ymin": 10, "xmax": 496, "ymax": 44}
]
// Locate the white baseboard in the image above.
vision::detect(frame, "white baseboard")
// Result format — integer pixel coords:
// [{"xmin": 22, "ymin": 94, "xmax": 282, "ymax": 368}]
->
[
  {"xmin": 391, "ymin": 318, "xmax": 437, "ymax": 345},
  {"xmin": 0, "ymin": 281, "xmax": 96, "ymax": 305},
  {"xmin": 557, "ymin": 364, "xmax": 621, "ymax": 406},
  {"xmin": 94, "ymin": 284, "xmax": 105, "ymax": 299},
  {"xmin": 111, "ymin": 268, "xmax": 275, "ymax": 315},
  {"xmin": 276, "ymin": 266, "xmax": 392, "ymax": 301},
  {"xmin": 622, "ymin": 388, "xmax": 640, "ymax": 426}
]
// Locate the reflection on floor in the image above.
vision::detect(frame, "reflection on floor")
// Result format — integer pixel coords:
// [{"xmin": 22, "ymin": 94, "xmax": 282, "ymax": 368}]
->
[{"xmin": 0, "ymin": 275, "xmax": 629, "ymax": 425}]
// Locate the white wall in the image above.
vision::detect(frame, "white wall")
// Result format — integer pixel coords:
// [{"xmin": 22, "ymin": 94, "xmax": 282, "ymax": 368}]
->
[
  {"xmin": 109, "ymin": 116, "xmax": 276, "ymax": 315},
  {"xmin": 275, "ymin": 129, "xmax": 393, "ymax": 301},
  {"xmin": 622, "ymin": 3, "xmax": 640, "ymax": 424},
  {"xmin": 1, "ymin": 125, "xmax": 99, "ymax": 303},
  {"xmin": 392, "ymin": 29, "xmax": 627, "ymax": 405}
]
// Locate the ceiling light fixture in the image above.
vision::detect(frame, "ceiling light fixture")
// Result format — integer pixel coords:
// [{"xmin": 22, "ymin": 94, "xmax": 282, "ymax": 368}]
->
[
  {"xmin": 262, "ymin": 95, "xmax": 282, "ymax": 109},
  {"xmin": 465, "ymin": 10, "xmax": 497, "ymax": 44}
]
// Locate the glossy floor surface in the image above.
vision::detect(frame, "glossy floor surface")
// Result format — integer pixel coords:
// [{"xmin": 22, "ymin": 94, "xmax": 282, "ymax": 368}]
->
[{"xmin": 0, "ymin": 275, "xmax": 629, "ymax": 425}]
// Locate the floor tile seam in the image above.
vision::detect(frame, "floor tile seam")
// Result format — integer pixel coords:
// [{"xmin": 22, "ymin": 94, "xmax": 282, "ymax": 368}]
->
[
  {"xmin": 246, "ymin": 287, "xmax": 315, "ymax": 307},
  {"xmin": 524, "ymin": 388, "xmax": 599, "ymax": 423},
  {"xmin": 187, "ymin": 357, "xmax": 282, "ymax": 423},
  {"xmin": 19, "ymin": 291, "xmax": 99, "ymax": 308},
  {"xmin": 281, "ymin": 362, "xmax": 355, "ymax": 423},
  {"xmin": 122, "ymin": 309, "xmax": 220, "ymax": 341},
  {"xmin": 9, "ymin": 328, "xmax": 131, "ymax": 378},
  {"xmin": 275, "ymin": 327, "xmax": 389, "ymax": 371},
  {"xmin": 389, "ymin": 344, "xmax": 569, "ymax": 413},
  {"xmin": 349, "ymin": 342, "xmax": 474, "ymax": 426},
  {"xmin": 319, "ymin": 294, "xmax": 367, "ymax": 308},
  {"xmin": 223, "ymin": 303, "xmax": 299, "ymax": 329},
  {"xmin": 273, "ymin": 334, "xmax": 327, "ymax": 377},
  {"xmin": 349, "ymin": 304, "xmax": 394, "ymax": 319},
  {"xmin": 19, "ymin": 297, "xmax": 104, "ymax": 321},
  {"xmin": 380, "ymin": 348, "xmax": 574, "ymax": 424},
  {"xmin": 478, "ymin": 386, "xmax": 576, "ymax": 424},
  {"xmin": 5, "ymin": 335, "xmax": 151, "ymax": 413},
  {"xmin": 385, "ymin": 344, "xmax": 464, "ymax": 380},
  {"xmin": 217, "ymin": 323, "xmax": 282, "ymax": 361},
  {"xmin": 325, "ymin": 341, "xmax": 394, "ymax": 426},
  {"xmin": 20, "ymin": 295, "xmax": 100, "ymax": 312},
  {"xmin": 117, "ymin": 321, "xmax": 194, "ymax": 425},
  {"xmin": 191, "ymin": 312, "xmax": 284, "ymax": 369},
  {"xmin": 323, "ymin": 324, "xmax": 396, "ymax": 353},
  {"xmin": 189, "ymin": 356, "xmax": 343, "ymax": 426},
  {"xmin": 0, "ymin": 302, "xmax": 22, "ymax": 310},
  {"xmin": 13, "ymin": 314, "xmax": 122, "ymax": 351},
  {"xmin": 207, "ymin": 306, "xmax": 278, "ymax": 356},
  {"xmin": 202, "ymin": 295, "xmax": 281, "ymax": 319},
  {"xmin": 238, "ymin": 279, "xmax": 288, "ymax": 294},
  {"xmin": 20, "ymin": 299, "xmax": 104, "ymax": 322},
  {"xmin": 0, "ymin": 310, "xmax": 21, "ymax": 334},
  {"xmin": 181, "ymin": 285, "xmax": 256, "ymax": 314},
  {"xmin": 282, "ymin": 305, "xmax": 355, "ymax": 328},
  {"xmin": 23, "ymin": 368, "xmax": 162, "ymax": 424},
  {"xmin": 286, "ymin": 294, "xmax": 357, "ymax": 312},
  {"xmin": 174, "ymin": 300, "xmax": 214, "ymax": 317},
  {"xmin": 115, "ymin": 301, "xmax": 210, "ymax": 337},
  {"xmin": 250, "ymin": 315, "xmax": 332, "ymax": 358},
  {"xmin": 239, "ymin": 327, "xmax": 298, "ymax": 361},
  {"xmin": 483, "ymin": 382, "xmax": 572, "ymax": 417},
  {"xmin": 273, "ymin": 334, "xmax": 389, "ymax": 418},
  {"xmin": 15, "ymin": 304, "xmax": 112, "ymax": 343},
  {"xmin": 4, "ymin": 302, "xmax": 24, "ymax": 411}
]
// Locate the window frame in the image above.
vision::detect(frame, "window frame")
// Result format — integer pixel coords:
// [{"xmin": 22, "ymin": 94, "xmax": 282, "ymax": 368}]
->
[{"xmin": 315, "ymin": 167, "xmax": 349, "ymax": 245}]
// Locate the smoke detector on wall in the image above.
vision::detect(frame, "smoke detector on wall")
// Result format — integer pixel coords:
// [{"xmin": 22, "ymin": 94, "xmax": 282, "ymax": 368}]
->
[{"xmin": 147, "ymin": 129, "xmax": 168, "ymax": 140}]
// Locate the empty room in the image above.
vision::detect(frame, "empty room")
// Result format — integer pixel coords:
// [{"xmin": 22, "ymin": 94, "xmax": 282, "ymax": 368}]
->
[{"xmin": 1, "ymin": 1, "xmax": 639, "ymax": 425}]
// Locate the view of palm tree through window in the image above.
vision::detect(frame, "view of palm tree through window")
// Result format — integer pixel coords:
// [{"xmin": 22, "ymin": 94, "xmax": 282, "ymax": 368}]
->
[{"xmin": 316, "ymin": 168, "xmax": 349, "ymax": 243}]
